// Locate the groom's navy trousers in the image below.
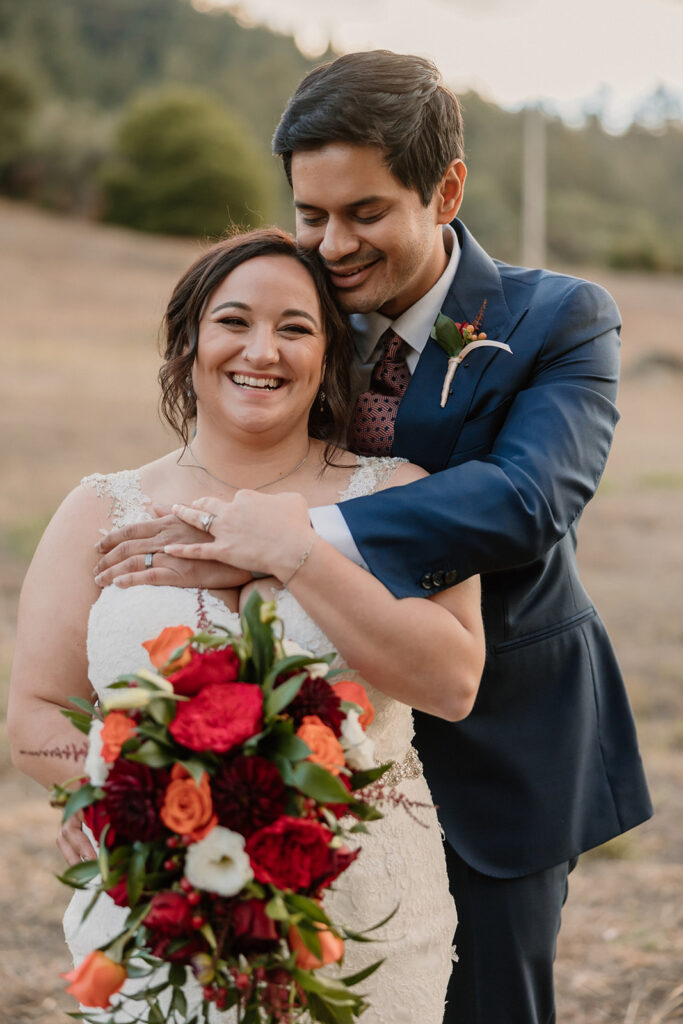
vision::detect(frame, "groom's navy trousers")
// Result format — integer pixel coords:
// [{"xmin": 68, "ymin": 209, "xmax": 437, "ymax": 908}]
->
[{"xmin": 339, "ymin": 219, "xmax": 652, "ymax": 1021}]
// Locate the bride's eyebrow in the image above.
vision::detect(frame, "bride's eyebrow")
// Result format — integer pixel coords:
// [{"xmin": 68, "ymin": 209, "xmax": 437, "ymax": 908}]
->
[
  {"xmin": 210, "ymin": 300, "xmax": 249, "ymax": 314},
  {"xmin": 282, "ymin": 308, "xmax": 318, "ymax": 327}
]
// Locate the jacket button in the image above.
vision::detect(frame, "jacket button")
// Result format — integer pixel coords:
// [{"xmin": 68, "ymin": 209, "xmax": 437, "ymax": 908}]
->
[
  {"xmin": 420, "ymin": 573, "xmax": 433, "ymax": 590},
  {"xmin": 444, "ymin": 570, "xmax": 458, "ymax": 585},
  {"xmin": 432, "ymin": 571, "xmax": 445, "ymax": 587}
]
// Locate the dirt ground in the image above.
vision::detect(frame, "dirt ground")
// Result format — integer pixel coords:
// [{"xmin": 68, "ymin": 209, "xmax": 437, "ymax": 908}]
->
[{"xmin": 1, "ymin": 199, "xmax": 682, "ymax": 1023}]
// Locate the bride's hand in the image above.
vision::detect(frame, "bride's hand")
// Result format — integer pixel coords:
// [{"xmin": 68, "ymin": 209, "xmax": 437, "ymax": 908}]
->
[
  {"xmin": 93, "ymin": 505, "xmax": 252, "ymax": 589},
  {"xmin": 57, "ymin": 811, "xmax": 97, "ymax": 866},
  {"xmin": 167, "ymin": 491, "xmax": 316, "ymax": 585}
]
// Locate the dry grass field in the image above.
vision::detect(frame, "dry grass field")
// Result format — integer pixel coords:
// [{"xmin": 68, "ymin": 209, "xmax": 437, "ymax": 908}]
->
[{"xmin": 1, "ymin": 198, "xmax": 682, "ymax": 1023}]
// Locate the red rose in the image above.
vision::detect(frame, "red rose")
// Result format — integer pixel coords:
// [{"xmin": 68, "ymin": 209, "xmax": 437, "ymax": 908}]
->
[
  {"xmin": 148, "ymin": 934, "xmax": 205, "ymax": 963},
  {"xmin": 83, "ymin": 800, "xmax": 116, "ymax": 848},
  {"xmin": 245, "ymin": 817, "xmax": 358, "ymax": 892},
  {"xmin": 231, "ymin": 898, "xmax": 279, "ymax": 952},
  {"xmin": 105, "ymin": 878, "xmax": 129, "ymax": 907},
  {"xmin": 144, "ymin": 892, "xmax": 193, "ymax": 936},
  {"xmin": 168, "ymin": 647, "xmax": 241, "ymax": 697},
  {"xmin": 169, "ymin": 683, "xmax": 263, "ymax": 754}
]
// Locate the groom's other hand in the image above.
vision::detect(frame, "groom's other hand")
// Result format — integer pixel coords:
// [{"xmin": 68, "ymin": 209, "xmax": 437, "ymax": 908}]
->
[{"xmin": 93, "ymin": 504, "xmax": 252, "ymax": 589}]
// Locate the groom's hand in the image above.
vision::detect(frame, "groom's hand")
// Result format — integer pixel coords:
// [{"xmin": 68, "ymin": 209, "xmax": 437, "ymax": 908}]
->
[{"xmin": 93, "ymin": 505, "xmax": 252, "ymax": 589}]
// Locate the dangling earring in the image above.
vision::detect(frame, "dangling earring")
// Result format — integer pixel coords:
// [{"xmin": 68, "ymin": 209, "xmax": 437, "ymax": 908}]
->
[
  {"xmin": 185, "ymin": 375, "xmax": 195, "ymax": 400},
  {"xmin": 318, "ymin": 387, "xmax": 326, "ymax": 413}
]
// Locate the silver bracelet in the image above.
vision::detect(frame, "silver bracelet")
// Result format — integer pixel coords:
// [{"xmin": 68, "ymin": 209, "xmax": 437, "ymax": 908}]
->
[{"xmin": 280, "ymin": 540, "xmax": 315, "ymax": 589}]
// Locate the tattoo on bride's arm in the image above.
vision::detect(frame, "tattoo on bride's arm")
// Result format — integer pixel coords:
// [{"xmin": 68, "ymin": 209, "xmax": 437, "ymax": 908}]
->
[{"xmin": 19, "ymin": 743, "xmax": 88, "ymax": 760}]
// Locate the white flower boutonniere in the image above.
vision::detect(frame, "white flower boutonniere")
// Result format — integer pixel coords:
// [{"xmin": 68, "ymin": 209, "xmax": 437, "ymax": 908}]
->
[{"xmin": 430, "ymin": 300, "xmax": 513, "ymax": 407}]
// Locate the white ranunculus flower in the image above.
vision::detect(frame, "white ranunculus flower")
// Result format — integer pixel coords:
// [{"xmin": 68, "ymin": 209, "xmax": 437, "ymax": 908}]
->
[
  {"xmin": 84, "ymin": 719, "xmax": 110, "ymax": 786},
  {"xmin": 340, "ymin": 709, "xmax": 376, "ymax": 771},
  {"xmin": 184, "ymin": 826, "xmax": 254, "ymax": 897},
  {"xmin": 280, "ymin": 639, "xmax": 328, "ymax": 679},
  {"xmin": 101, "ymin": 687, "xmax": 153, "ymax": 712}
]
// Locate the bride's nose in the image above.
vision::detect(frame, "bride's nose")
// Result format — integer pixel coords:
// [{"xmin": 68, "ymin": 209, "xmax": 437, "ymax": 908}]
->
[{"xmin": 242, "ymin": 324, "xmax": 279, "ymax": 366}]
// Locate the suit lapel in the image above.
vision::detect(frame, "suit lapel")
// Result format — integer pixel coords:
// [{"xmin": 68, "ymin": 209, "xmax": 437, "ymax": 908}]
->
[{"xmin": 392, "ymin": 220, "xmax": 527, "ymax": 471}]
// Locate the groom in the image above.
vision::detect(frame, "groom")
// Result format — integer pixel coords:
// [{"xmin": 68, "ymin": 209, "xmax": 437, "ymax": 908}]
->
[{"xmin": 97, "ymin": 51, "xmax": 652, "ymax": 1023}]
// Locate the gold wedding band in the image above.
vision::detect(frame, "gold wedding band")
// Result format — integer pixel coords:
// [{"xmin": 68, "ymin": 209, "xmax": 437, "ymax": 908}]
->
[{"xmin": 200, "ymin": 513, "xmax": 216, "ymax": 532}]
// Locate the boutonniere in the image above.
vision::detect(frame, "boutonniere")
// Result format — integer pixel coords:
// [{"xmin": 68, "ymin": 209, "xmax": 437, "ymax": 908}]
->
[{"xmin": 430, "ymin": 300, "xmax": 513, "ymax": 407}]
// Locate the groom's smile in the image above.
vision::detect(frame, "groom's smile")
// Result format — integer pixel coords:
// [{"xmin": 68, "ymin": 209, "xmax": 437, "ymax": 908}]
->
[{"xmin": 292, "ymin": 142, "xmax": 463, "ymax": 318}]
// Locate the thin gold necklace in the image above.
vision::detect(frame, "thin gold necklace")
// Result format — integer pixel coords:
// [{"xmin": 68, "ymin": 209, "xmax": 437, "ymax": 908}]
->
[{"xmin": 186, "ymin": 439, "xmax": 311, "ymax": 491}]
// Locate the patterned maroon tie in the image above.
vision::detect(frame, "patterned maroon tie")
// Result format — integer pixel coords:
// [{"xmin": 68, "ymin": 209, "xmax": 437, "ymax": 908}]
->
[{"xmin": 347, "ymin": 329, "xmax": 410, "ymax": 456}]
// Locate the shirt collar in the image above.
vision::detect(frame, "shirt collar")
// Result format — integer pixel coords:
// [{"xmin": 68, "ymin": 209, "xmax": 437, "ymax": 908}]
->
[{"xmin": 350, "ymin": 224, "xmax": 460, "ymax": 363}]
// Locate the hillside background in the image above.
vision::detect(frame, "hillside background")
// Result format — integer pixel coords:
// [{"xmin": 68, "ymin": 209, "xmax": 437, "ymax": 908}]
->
[{"xmin": 1, "ymin": 0, "xmax": 682, "ymax": 269}]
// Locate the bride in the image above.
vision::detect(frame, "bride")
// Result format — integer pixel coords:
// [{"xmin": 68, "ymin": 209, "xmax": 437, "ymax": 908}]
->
[{"xmin": 8, "ymin": 228, "xmax": 484, "ymax": 1023}]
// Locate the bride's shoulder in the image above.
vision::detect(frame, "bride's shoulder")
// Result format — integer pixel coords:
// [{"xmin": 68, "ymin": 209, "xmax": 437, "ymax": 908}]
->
[{"xmin": 345, "ymin": 455, "xmax": 428, "ymax": 498}]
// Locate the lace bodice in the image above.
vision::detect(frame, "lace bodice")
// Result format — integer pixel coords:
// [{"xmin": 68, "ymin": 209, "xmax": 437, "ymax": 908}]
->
[
  {"xmin": 68, "ymin": 456, "xmax": 457, "ymax": 1024},
  {"xmin": 82, "ymin": 457, "xmax": 413, "ymax": 764}
]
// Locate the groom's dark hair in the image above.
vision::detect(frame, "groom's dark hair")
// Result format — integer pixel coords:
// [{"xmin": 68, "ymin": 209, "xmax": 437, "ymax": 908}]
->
[{"xmin": 273, "ymin": 50, "xmax": 464, "ymax": 206}]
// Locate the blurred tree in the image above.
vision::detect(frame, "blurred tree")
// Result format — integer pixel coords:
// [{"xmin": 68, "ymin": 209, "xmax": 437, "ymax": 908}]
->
[
  {"xmin": 0, "ymin": 60, "xmax": 39, "ymax": 172},
  {"xmin": 100, "ymin": 86, "xmax": 273, "ymax": 237}
]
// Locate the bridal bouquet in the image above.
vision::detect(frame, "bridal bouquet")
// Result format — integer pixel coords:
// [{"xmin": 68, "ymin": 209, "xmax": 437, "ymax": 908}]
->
[{"xmin": 53, "ymin": 593, "xmax": 391, "ymax": 1024}]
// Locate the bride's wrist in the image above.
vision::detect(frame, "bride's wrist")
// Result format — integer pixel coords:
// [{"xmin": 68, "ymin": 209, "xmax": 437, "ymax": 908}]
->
[{"xmin": 276, "ymin": 532, "xmax": 317, "ymax": 589}]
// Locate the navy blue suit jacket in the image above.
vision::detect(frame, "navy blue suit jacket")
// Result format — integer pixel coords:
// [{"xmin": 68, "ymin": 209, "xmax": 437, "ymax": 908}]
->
[{"xmin": 340, "ymin": 219, "xmax": 652, "ymax": 877}]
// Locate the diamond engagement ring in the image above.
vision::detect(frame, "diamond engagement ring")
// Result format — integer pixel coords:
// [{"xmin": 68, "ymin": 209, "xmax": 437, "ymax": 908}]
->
[
  {"xmin": 144, "ymin": 553, "xmax": 154, "ymax": 569},
  {"xmin": 200, "ymin": 513, "xmax": 216, "ymax": 532}
]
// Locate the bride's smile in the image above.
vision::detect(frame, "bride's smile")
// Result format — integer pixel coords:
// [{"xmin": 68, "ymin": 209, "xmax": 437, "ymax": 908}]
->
[{"xmin": 192, "ymin": 253, "xmax": 327, "ymax": 445}]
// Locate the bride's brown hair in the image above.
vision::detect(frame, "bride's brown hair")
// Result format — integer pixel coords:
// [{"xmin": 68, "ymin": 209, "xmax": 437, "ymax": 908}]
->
[{"xmin": 159, "ymin": 227, "xmax": 354, "ymax": 460}]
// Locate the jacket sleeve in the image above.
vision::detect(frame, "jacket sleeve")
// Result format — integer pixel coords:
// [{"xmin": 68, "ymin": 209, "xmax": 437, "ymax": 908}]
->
[{"xmin": 338, "ymin": 280, "xmax": 622, "ymax": 598}]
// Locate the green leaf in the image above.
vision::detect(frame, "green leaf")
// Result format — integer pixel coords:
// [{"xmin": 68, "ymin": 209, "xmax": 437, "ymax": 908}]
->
[
  {"xmin": 259, "ymin": 724, "xmax": 311, "ymax": 761},
  {"xmin": 171, "ymin": 986, "xmax": 188, "ymax": 1015},
  {"xmin": 177, "ymin": 758, "xmax": 208, "ymax": 785},
  {"xmin": 431, "ymin": 312, "xmax": 464, "ymax": 358},
  {"xmin": 286, "ymin": 893, "xmax": 330, "ymax": 925},
  {"xmin": 306, "ymin": 991, "xmax": 357, "ymax": 1024},
  {"xmin": 146, "ymin": 697, "xmax": 174, "ymax": 726},
  {"xmin": 347, "ymin": 800, "xmax": 383, "ymax": 822},
  {"xmin": 62, "ymin": 785, "xmax": 99, "ymax": 823},
  {"xmin": 126, "ymin": 740, "xmax": 173, "ymax": 769},
  {"xmin": 291, "ymin": 761, "xmax": 352, "ymax": 804},
  {"xmin": 68, "ymin": 696, "xmax": 98, "ymax": 716},
  {"xmin": 56, "ymin": 859, "xmax": 101, "ymax": 889},
  {"xmin": 293, "ymin": 920, "xmax": 322, "ymax": 959},
  {"xmin": 264, "ymin": 672, "xmax": 306, "ymax": 718},
  {"xmin": 127, "ymin": 844, "xmax": 148, "ymax": 906},
  {"xmin": 60, "ymin": 709, "xmax": 94, "ymax": 735},
  {"xmin": 265, "ymin": 893, "xmax": 290, "ymax": 921},
  {"xmin": 340, "ymin": 958, "xmax": 385, "ymax": 987},
  {"xmin": 148, "ymin": 1003, "xmax": 165, "ymax": 1024},
  {"xmin": 349, "ymin": 763, "xmax": 391, "ymax": 790},
  {"xmin": 348, "ymin": 822, "xmax": 370, "ymax": 834},
  {"xmin": 241, "ymin": 590, "xmax": 275, "ymax": 680}
]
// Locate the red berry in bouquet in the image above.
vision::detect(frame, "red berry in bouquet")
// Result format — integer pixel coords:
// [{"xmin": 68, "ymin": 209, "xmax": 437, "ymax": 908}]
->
[
  {"xmin": 169, "ymin": 682, "xmax": 263, "ymax": 753},
  {"xmin": 212, "ymin": 754, "xmax": 286, "ymax": 837}
]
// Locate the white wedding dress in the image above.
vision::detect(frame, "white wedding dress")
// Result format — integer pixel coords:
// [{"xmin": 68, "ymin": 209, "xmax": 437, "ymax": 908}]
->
[{"xmin": 63, "ymin": 457, "xmax": 457, "ymax": 1024}]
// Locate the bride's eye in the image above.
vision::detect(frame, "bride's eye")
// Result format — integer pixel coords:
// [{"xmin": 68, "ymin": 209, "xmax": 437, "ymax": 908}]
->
[
  {"xmin": 280, "ymin": 323, "xmax": 313, "ymax": 335},
  {"xmin": 217, "ymin": 316, "xmax": 248, "ymax": 328}
]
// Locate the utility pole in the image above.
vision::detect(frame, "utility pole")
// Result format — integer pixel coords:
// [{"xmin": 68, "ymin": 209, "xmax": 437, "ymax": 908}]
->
[{"xmin": 521, "ymin": 104, "xmax": 546, "ymax": 267}]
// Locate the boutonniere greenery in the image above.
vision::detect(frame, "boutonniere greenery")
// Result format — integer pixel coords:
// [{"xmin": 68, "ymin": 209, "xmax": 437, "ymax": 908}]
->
[{"xmin": 430, "ymin": 300, "xmax": 513, "ymax": 407}]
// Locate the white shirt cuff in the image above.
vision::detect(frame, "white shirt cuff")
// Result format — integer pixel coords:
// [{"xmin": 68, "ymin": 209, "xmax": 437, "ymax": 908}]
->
[{"xmin": 309, "ymin": 505, "xmax": 368, "ymax": 569}]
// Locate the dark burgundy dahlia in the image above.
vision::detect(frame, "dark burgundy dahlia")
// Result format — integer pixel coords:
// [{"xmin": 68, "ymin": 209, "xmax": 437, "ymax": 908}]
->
[
  {"xmin": 102, "ymin": 759, "xmax": 169, "ymax": 843},
  {"xmin": 212, "ymin": 755, "xmax": 286, "ymax": 838},
  {"xmin": 287, "ymin": 676, "xmax": 344, "ymax": 737}
]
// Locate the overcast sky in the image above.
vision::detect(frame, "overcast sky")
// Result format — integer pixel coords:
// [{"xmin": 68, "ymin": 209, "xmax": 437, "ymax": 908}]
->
[{"xmin": 210, "ymin": 0, "xmax": 683, "ymax": 130}]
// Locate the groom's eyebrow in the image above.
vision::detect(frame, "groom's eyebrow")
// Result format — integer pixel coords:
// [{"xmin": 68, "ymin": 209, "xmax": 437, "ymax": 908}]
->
[{"xmin": 294, "ymin": 195, "xmax": 385, "ymax": 211}]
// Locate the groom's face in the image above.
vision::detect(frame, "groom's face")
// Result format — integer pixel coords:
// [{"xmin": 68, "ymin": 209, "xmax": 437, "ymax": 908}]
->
[{"xmin": 292, "ymin": 143, "xmax": 459, "ymax": 319}]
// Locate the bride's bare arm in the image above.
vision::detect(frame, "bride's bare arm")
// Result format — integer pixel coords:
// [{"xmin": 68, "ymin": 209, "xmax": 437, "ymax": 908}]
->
[
  {"xmin": 168, "ymin": 465, "xmax": 485, "ymax": 722},
  {"xmin": 8, "ymin": 486, "xmax": 103, "ymax": 791}
]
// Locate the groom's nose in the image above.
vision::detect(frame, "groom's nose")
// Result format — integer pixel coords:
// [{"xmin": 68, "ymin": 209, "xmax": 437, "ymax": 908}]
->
[{"xmin": 318, "ymin": 218, "xmax": 360, "ymax": 263}]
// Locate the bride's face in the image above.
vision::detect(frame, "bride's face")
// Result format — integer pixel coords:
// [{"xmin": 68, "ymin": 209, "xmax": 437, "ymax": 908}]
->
[{"xmin": 192, "ymin": 254, "xmax": 326, "ymax": 439}]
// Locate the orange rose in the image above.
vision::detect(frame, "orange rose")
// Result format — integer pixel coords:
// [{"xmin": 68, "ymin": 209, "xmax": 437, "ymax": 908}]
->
[
  {"xmin": 100, "ymin": 711, "xmax": 137, "ymax": 763},
  {"xmin": 297, "ymin": 715, "xmax": 345, "ymax": 776},
  {"xmin": 142, "ymin": 625, "xmax": 194, "ymax": 673},
  {"xmin": 332, "ymin": 680, "xmax": 375, "ymax": 728},
  {"xmin": 62, "ymin": 950, "xmax": 126, "ymax": 1008},
  {"xmin": 160, "ymin": 763, "xmax": 216, "ymax": 841},
  {"xmin": 288, "ymin": 921, "xmax": 344, "ymax": 969}
]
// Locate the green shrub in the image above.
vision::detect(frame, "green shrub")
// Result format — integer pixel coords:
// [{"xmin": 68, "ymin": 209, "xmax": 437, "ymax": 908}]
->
[
  {"xmin": 100, "ymin": 86, "xmax": 273, "ymax": 237},
  {"xmin": 0, "ymin": 59, "xmax": 39, "ymax": 171}
]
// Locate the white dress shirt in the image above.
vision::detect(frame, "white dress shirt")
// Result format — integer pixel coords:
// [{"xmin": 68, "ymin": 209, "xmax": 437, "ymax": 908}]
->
[{"xmin": 309, "ymin": 225, "xmax": 460, "ymax": 566}]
